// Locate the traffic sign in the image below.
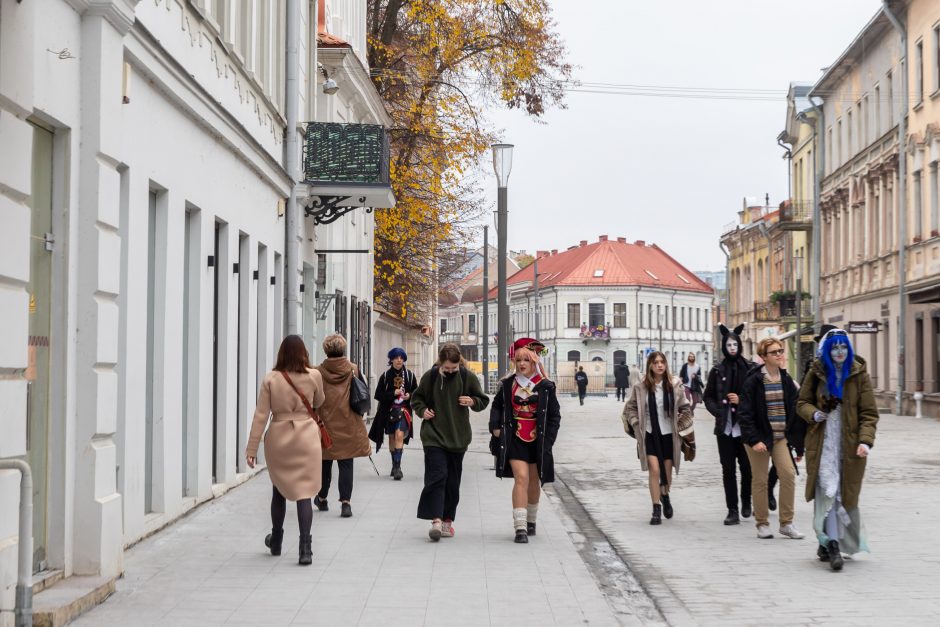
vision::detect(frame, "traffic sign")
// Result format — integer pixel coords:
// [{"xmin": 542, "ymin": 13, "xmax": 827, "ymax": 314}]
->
[{"xmin": 846, "ymin": 321, "xmax": 880, "ymax": 333}]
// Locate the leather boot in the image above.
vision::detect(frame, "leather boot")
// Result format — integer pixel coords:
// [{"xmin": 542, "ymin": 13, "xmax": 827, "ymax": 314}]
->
[
  {"xmin": 526, "ymin": 522, "xmax": 536, "ymax": 536},
  {"xmin": 298, "ymin": 534, "xmax": 313, "ymax": 565},
  {"xmin": 741, "ymin": 501, "xmax": 752, "ymax": 519},
  {"xmin": 392, "ymin": 462, "xmax": 403, "ymax": 481},
  {"xmin": 264, "ymin": 528, "xmax": 284, "ymax": 556},
  {"xmin": 514, "ymin": 528, "xmax": 529, "ymax": 543},
  {"xmin": 817, "ymin": 544, "xmax": 830, "ymax": 562},
  {"xmin": 661, "ymin": 494, "xmax": 674, "ymax": 519},
  {"xmin": 650, "ymin": 504, "xmax": 662, "ymax": 525},
  {"xmin": 723, "ymin": 509, "xmax": 740, "ymax": 525},
  {"xmin": 827, "ymin": 540, "xmax": 843, "ymax": 571}
]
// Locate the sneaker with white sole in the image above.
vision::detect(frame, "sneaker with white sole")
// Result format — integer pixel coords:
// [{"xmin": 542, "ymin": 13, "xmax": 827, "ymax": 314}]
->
[
  {"xmin": 441, "ymin": 521, "xmax": 455, "ymax": 538},
  {"xmin": 756, "ymin": 524, "xmax": 774, "ymax": 539},
  {"xmin": 778, "ymin": 524, "xmax": 805, "ymax": 539},
  {"xmin": 429, "ymin": 520, "xmax": 442, "ymax": 542}
]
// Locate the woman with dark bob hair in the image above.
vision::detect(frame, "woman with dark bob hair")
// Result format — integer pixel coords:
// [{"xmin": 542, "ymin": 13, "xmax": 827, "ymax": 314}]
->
[{"xmin": 246, "ymin": 335, "xmax": 326, "ymax": 565}]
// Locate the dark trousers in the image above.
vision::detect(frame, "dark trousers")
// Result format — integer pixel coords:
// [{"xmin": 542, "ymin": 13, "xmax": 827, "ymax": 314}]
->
[
  {"xmin": 578, "ymin": 388, "xmax": 586, "ymax": 405},
  {"xmin": 716, "ymin": 433, "xmax": 752, "ymax": 511},
  {"xmin": 616, "ymin": 386, "xmax": 627, "ymax": 401},
  {"xmin": 319, "ymin": 458, "xmax": 354, "ymax": 502},
  {"xmin": 417, "ymin": 446, "xmax": 465, "ymax": 521}
]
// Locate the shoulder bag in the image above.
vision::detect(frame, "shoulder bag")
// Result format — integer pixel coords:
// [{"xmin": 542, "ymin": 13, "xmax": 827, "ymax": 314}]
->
[
  {"xmin": 350, "ymin": 368, "xmax": 371, "ymax": 415},
  {"xmin": 279, "ymin": 371, "xmax": 333, "ymax": 449}
]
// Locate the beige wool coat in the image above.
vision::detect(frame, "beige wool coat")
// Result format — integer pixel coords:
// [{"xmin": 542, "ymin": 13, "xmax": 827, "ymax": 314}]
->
[
  {"xmin": 621, "ymin": 376, "xmax": 694, "ymax": 472},
  {"xmin": 247, "ymin": 368, "xmax": 326, "ymax": 501},
  {"xmin": 315, "ymin": 357, "xmax": 372, "ymax": 461}
]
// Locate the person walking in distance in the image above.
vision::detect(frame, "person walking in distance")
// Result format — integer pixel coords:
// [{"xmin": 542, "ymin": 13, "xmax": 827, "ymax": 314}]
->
[
  {"xmin": 738, "ymin": 338, "xmax": 805, "ymax": 540},
  {"xmin": 797, "ymin": 330, "xmax": 878, "ymax": 571},
  {"xmin": 313, "ymin": 334, "xmax": 372, "ymax": 518},
  {"xmin": 622, "ymin": 351, "xmax": 694, "ymax": 525},
  {"xmin": 679, "ymin": 352, "xmax": 703, "ymax": 412},
  {"xmin": 704, "ymin": 324, "xmax": 756, "ymax": 525},
  {"xmin": 246, "ymin": 335, "xmax": 326, "ymax": 565},
  {"xmin": 614, "ymin": 361, "xmax": 631, "ymax": 402},
  {"xmin": 412, "ymin": 343, "xmax": 490, "ymax": 541},
  {"xmin": 575, "ymin": 366, "xmax": 589, "ymax": 405},
  {"xmin": 369, "ymin": 347, "xmax": 418, "ymax": 480},
  {"xmin": 490, "ymin": 338, "xmax": 562, "ymax": 543}
]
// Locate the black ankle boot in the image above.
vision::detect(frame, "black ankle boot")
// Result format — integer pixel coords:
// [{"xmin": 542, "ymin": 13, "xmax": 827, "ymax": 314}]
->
[
  {"xmin": 314, "ymin": 495, "xmax": 329, "ymax": 512},
  {"xmin": 514, "ymin": 528, "xmax": 529, "ymax": 543},
  {"xmin": 264, "ymin": 528, "xmax": 284, "ymax": 556},
  {"xmin": 392, "ymin": 462, "xmax": 403, "ymax": 481},
  {"xmin": 526, "ymin": 522, "xmax": 536, "ymax": 536},
  {"xmin": 661, "ymin": 494, "xmax": 674, "ymax": 519},
  {"xmin": 817, "ymin": 544, "xmax": 830, "ymax": 562},
  {"xmin": 827, "ymin": 540, "xmax": 843, "ymax": 571},
  {"xmin": 298, "ymin": 534, "xmax": 313, "ymax": 565},
  {"xmin": 741, "ymin": 501, "xmax": 752, "ymax": 519},
  {"xmin": 723, "ymin": 509, "xmax": 740, "ymax": 525},
  {"xmin": 650, "ymin": 504, "xmax": 662, "ymax": 525}
]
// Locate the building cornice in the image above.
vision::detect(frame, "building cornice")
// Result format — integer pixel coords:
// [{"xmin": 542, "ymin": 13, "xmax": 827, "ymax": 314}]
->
[{"xmin": 67, "ymin": 0, "xmax": 141, "ymax": 35}]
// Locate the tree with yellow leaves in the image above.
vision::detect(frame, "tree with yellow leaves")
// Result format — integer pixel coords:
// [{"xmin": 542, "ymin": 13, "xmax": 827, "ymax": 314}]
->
[{"xmin": 367, "ymin": 0, "xmax": 571, "ymax": 322}]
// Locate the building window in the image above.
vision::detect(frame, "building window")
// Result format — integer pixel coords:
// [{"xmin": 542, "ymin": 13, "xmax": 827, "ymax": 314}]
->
[
  {"xmin": 916, "ymin": 39, "xmax": 924, "ymax": 104},
  {"xmin": 887, "ymin": 71, "xmax": 894, "ymax": 127},
  {"xmin": 567, "ymin": 303, "xmax": 580, "ymax": 328},
  {"xmin": 648, "ymin": 305, "xmax": 654, "ymax": 329},
  {"xmin": 567, "ymin": 350, "xmax": 581, "ymax": 362},
  {"xmin": 874, "ymin": 85, "xmax": 881, "ymax": 137},
  {"xmin": 934, "ymin": 25, "xmax": 940, "ymax": 93},
  {"xmin": 468, "ymin": 314, "xmax": 477, "ymax": 334},
  {"xmin": 639, "ymin": 303, "xmax": 645, "ymax": 328},
  {"xmin": 613, "ymin": 303, "xmax": 627, "ymax": 328},
  {"xmin": 914, "ymin": 170, "xmax": 923, "ymax": 240},
  {"xmin": 588, "ymin": 303, "xmax": 605, "ymax": 328},
  {"xmin": 847, "ymin": 111, "xmax": 853, "ymax": 156},
  {"xmin": 440, "ymin": 318, "xmax": 447, "ymax": 335},
  {"xmin": 930, "ymin": 161, "xmax": 939, "ymax": 236}
]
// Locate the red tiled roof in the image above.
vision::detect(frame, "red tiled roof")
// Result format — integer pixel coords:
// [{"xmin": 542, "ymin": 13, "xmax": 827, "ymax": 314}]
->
[{"xmin": 482, "ymin": 237, "xmax": 713, "ymax": 300}]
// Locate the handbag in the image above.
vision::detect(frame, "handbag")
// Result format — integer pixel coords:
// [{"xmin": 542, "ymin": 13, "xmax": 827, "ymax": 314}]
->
[
  {"xmin": 279, "ymin": 371, "xmax": 333, "ymax": 449},
  {"xmin": 681, "ymin": 435, "xmax": 696, "ymax": 462},
  {"xmin": 350, "ymin": 369, "xmax": 371, "ymax": 415}
]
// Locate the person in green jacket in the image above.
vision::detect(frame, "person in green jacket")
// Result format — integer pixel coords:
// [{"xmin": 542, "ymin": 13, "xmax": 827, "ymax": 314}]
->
[{"xmin": 412, "ymin": 343, "xmax": 490, "ymax": 541}]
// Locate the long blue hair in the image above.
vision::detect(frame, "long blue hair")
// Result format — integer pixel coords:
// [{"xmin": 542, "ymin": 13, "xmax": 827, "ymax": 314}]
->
[{"xmin": 820, "ymin": 332, "xmax": 854, "ymax": 399}]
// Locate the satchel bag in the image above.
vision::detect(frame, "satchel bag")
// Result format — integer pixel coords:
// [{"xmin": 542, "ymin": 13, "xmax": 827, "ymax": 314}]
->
[
  {"xmin": 681, "ymin": 435, "xmax": 696, "ymax": 462},
  {"xmin": 350, "ymin": 370, "xmax": 371, "ymax": 415},
  {"xmin": 279, "ymin": 371, "xmax": 333, "ymax": 450}
]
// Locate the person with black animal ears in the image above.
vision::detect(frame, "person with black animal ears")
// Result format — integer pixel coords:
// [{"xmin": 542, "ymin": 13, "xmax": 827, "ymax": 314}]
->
[
  {"xmin": 704, "ymin": 323, "xmax": 756, "ymax": 525},
  {"xmin": 411, "ymin": 343, "xmax": 489, "ymax": 541},
  {"xmin": 489, "ymin": 338, "xmax": 562, "ymax": 543},
  {"xmin": 368, "ymin": 347, "xmax": 418, "ymax": 480}
]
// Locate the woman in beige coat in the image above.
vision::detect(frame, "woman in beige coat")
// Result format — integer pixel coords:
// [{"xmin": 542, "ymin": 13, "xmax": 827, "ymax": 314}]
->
[
  {"xmin": 246, "ymin": 335, "xmax": 325, "ymax": 565},
  {"xmin": 622, "ymin": 351, "xmax": 694, "ymax": 525},
  {"xmin": 314, "ymin": 334, "xmax": 372, "ymax": 518}
]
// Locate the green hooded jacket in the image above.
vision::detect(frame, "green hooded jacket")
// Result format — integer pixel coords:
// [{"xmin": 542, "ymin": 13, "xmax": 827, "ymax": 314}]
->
[{"xmin": 410, "ymin": 366, "xmax": 490, "ymax": 452}]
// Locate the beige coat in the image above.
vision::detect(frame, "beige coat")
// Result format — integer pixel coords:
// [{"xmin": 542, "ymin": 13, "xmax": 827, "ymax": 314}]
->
[
  {"xmin": 247, "ymin": 368, "xmax": 326, "ymax": 501},
  {"xmin": 315, "ymin": 357, "xmax": 372, "ymax": 461},
  {"xmin": 621, "ymin": 376, "xmax": 694, "ymax": 472}
]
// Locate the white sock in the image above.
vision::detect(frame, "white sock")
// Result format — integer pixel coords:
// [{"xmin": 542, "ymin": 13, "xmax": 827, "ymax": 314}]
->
[
  {"xmin": 526, "ymin": 503, "xmax": 539, "ymax": 524},
  {"xmin": 513, "ymin": 508, "xmax": 527, "ymax": 530}
]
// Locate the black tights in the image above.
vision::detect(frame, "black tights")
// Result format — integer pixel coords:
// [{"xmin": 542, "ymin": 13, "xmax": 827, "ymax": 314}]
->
[{"xmin": 271, "ymin": 485, "xmax": 313, "ymax": 537}]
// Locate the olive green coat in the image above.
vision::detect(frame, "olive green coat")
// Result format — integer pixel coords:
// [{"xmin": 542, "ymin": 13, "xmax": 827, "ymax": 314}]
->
[{"xmin": 796, "ymin": 357, "xmax": 879, "ymax": 510}]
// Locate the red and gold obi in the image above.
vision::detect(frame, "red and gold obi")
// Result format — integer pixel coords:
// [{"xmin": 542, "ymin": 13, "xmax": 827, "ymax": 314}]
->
[{"xmin": 512, "ymin": 375, "xmax": 542, "ymax": 443}]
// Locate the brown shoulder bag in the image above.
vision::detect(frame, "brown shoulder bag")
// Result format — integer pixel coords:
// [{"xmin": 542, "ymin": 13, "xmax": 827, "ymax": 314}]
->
[{"xmin": 279, "ymin": 371, "xmax": 333, "ymax": 450}]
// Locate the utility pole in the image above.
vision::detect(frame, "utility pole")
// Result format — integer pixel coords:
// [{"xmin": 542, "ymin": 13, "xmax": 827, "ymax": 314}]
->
[
  {"xmin": 492, "ymin": 144, "xmax": 513, "ymax": 378},
  {"xmin": 482, "ymin": 226, "xmax": 489, "ymax": 392},
  {"xmin": 534, "ymin": 256, "xmax": 540, "ymax": 340}
]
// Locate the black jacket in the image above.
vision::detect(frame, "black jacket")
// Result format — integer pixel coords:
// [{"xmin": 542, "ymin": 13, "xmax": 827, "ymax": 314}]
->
[
  {"xmin": 614, "ymin": 364, "xmax": 631, "ymax": 387},
  {"xmin": 703, "ymin": 324, "xmax": 753, "ymax": 436},
  {"xmin": 575, "ymin": 371, "xmax": 588, "ymax": 390},
  {"xmin": 368, "ymin": 367, "xmax": 418, "ymax": 450},
  {"xmin": 489, "ymin": 377, "xmax": 561, "ymax": 484},
  {"xmin": 737, "ymin": 365, "xmax": 804, "ymax": 455}
]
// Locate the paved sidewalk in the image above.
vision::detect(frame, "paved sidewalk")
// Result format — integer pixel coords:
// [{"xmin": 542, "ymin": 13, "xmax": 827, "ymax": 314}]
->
[
  {"xmin": 552, "ymin": 395, "xmax": 940, "ymax": 626},
  {"xmin": 73, "ymin": 417, "xmax": 625, "ymax": 627}
]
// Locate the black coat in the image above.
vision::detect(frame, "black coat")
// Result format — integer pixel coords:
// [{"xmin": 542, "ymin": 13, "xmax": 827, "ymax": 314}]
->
[
  {"xmin": 368, "ymin": 367, "xmax": 418, "ymax": 450},
  {"xmin": 737, "ymin": 365, "xmax": 804, "ymax": 455},
  {"xmin": 575, "ymin": 372, "xmax": 588, "ymax": 391},
  {"xmin": 489, "ymin": 377, "xmax": 561, "ymax": 484},
  {"xmin": 614, "ymin": 364, "xmax": 631, "ymax": 387},
  {"xmin": 703, "ymin": 357, "xmax": 754, "ymax": 436}
]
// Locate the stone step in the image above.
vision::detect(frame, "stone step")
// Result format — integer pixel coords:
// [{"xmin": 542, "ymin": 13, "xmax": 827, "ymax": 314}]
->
[
  {"xmin": 31, "ymin": 569, "xmax": 64, "ymax": 595},
  {"xmin": 30, "ymin": 575, "xmax": 115, "ymax": 627}
]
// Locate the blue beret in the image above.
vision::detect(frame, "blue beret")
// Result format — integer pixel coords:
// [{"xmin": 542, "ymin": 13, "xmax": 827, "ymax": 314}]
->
[{"xmin": 387, "ymin": 347, "xmax": 408, "ymax": 362}]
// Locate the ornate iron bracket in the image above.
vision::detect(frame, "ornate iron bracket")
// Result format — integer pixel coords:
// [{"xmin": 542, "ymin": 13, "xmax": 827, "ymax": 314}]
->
[
  {"xmin": 316, "ymin": 292, "xmax": 337, "ymax": 320},
  {"xmin": 304, "ymin": 195, "xmax": 373, "ymax": 225}
]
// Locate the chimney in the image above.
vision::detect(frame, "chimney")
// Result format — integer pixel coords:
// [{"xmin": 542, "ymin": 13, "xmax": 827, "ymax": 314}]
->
[
  {"xmin": 579, "ymin": 240, "xmax": 588, "ymax": 247},
  {"xmin": 599, "ymin": 235, "xmax": 608, "ymax": 242},
  {"xmin": 551, "ymin": 249, "xmax": 558, "ymax": 255},
  {"xmin": 635, "ymin": 240, "xmax": 646, "ymax": 246},
  {"xmin": 616, "ymin": 237, "xmax": 626, "ymax": 243},
  {"xmin": 318, "ymin": 0, "xmax": 326, "ymax": 33},
  {"xmin": 567, "ymin": 245, "xmax": 578, "ymax": 250},
  {"xmin": 536, "ymin": 250, "xmax": 549, "ymax": 258}
]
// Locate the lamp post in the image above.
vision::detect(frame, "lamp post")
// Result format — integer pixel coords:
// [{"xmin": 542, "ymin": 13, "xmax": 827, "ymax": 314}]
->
[
  {"xmin": 492, "ymin": 143, "xmax": 513, "ymax": 378},
  {"xmin": 794, "ymin": 254, "xmax": 804, "ymax": 383},
  {"xmin": 483, "ymin": 226, "xmax": 489, "ymax": 392}
]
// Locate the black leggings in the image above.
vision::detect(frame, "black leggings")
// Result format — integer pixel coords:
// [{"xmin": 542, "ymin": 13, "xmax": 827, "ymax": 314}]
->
[
  {"xmin": 271, "ymin": 486, "xmax": 313, "ymax": 537},
  {"xmin": 319, "ymin": 459, "xmax": 354, "ymax": 502}
]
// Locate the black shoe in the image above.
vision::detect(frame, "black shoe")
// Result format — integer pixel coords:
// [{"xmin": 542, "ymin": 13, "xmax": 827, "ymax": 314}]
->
[
  {"xmin": 723, "ymin": 509, "xmax": 740, "ymax": 525},
  {"xmin": 527, "ymin": 522, "xmax": 536, "ymax": 536},
  {"xmin": 741, "ymin": 502, "xmax": 752, "ymax": 519},
  {"xmin": 650, "ymin": 504, "xmax": 662, "ymax": 525},
  {"xmin": 817, "ymin": 544, "xmax": 830, "ymax": 562},
  {"xmin": 768, "ymin": 492, "xmax": 777, "ymax": 512},
  {"xmin": 264, "ymin": 528, "xmax": 284, "ymax": 556},
  {"xmin": 298, "ymin": 534, "xmax": 312, "ymax": 566},
  {"xmin": 392, "ymin": 463, "xmax": 403, "ymax": 481},
  {"xmin": 661, "ymin": 494, "xmax": 674, "ymax": 519},
  {"xmin": 514, "ymin": 529, "xmax": 529, "ymax": 543},
  {"xmin": 341, "ymin": 502, "xmax": 352, "ymax": 518},
  {"xmin": 828, "ymin": 540, "xmax": 843, "ymax": 571},
  {"xmin": 314, "ymin": 495, "xmax": 329, "ymax": 512}
]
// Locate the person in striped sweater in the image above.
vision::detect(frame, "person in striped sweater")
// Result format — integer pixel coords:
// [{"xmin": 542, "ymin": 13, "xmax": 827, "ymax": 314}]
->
[{"xmin": 738, "ymin": 338, "xmax": 804, "ymax": 540}]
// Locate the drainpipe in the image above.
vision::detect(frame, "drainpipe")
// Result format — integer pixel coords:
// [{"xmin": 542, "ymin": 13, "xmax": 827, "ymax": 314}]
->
[
  {"xmin": 0, "ymin": 459, "xmax": 32, "ymax": 627},
  {"xmin": 884, "ymin": 0, "xmax": 907, "ymax": 415},
  {"xmin": 285, "ymin": 0, "xmax": 301, "ymax": 334},
  {"xmin": 808, "ymin": 97, "xmax": 825, "ymax": 332}
]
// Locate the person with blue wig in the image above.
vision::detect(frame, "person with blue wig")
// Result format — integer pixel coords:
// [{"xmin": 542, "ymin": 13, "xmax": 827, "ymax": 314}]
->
[
  {"xmin": 797, "ymin": 329, "xmax": 879, "ymax": 571},
  {"xmin": 368, "ymin": 347, "xmax": 418, "ymax": 480}
]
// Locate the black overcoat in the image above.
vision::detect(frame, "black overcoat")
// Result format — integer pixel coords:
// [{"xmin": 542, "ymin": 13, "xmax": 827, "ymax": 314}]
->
[{"xmin": 488, "ymin": 377, "xmax": 561, "ymax": 484}]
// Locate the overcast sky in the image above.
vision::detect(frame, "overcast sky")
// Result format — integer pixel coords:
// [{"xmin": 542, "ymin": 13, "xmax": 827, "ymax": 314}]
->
[{"xmin": 482, "ymin": 0, "xmax": 884, "ymax": 272}]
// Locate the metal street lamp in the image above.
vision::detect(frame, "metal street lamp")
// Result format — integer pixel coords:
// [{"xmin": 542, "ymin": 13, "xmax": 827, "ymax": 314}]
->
[
  {"xmin": 794, "ymin": 254, "xmax": 804, "ymax": 383},
  {"xmin": 492, "ymin": 143, "xmax": 513, "ymax": 378}
]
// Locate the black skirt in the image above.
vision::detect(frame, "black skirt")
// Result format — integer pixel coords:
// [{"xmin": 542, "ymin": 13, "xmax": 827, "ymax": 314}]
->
[
  {"xmin": 645, "ymin": 431, "xmax": 674, "ymax": 461},
  {"xmin": 507, "ymin": 434, "xmax": 539, "ymax": 464}
]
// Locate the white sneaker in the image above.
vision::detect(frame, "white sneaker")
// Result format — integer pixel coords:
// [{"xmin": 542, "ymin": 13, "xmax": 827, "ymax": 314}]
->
[
  {"xmin": 441, "ymin": 521, "xmax": 455, "ymax": 538},
  {"xmin": 429, "ymin": 520, "xmax": 442, "ymax": 542},
  {"xmin": 756, "ymin": 524, "xmax": 774, "ymax": 539},
  {"xmin": 779, "ymin": 524, "xmax": 805, "ymax": 539}
]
